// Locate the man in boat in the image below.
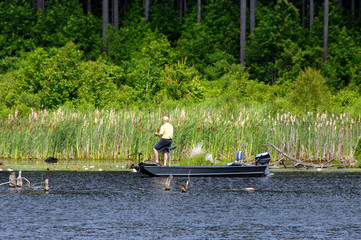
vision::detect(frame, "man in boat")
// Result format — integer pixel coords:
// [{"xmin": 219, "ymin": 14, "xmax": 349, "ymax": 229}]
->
[{"xmin": 153, "ymin": 116, "xmax": 173, "ymax": 166}]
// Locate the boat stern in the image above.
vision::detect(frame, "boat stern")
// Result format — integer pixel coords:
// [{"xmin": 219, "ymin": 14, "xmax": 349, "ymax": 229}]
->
[{"xmin": 255, "ymin": 152, "xmax": 272, "ymax": 176}]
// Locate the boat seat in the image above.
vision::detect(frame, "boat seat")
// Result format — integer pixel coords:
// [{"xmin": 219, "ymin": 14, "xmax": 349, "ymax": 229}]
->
[{"xmin": 166, "ymin": 146, "xmax": 177, "ymax": 151}]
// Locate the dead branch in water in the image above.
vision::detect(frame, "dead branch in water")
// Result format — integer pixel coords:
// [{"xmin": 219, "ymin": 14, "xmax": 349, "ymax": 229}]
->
[
  {"xmin": 182, "ymin": 170, "xmax": 192, "ymax": 193},
  {"xmin": 165, "ymin": 174, "xmax": 173, "ymax": 191},
  {"xmin": 0, "ymin": 181, "xmax": 11, "ymax": 186},
  {"xmin": 0, "ymin": 171, "xmax": 50, "ymax": 191},
  {"xmin": 267, "ymin": 143, "xmax": 335, "ymax": 168}
]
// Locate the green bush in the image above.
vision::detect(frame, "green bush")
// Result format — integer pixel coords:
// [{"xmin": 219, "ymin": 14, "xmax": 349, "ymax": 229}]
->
[
  {"xmin": 17, "ymin": 42, "xmax": 119, "ymax": 109},
  {"xmin": 347, "ymin": 98, "xmax": 361, "ymax": 119},
  {"xmin": 332, "ymin": 88, "xmax": 360, "ymax": 112},
  {"xmin": 158, "ymin": 59, "xmax": 204, "ymax": 103},
  {"xmin": 288, "ymin": 67, "xmax": 332, "ymax": 112}
]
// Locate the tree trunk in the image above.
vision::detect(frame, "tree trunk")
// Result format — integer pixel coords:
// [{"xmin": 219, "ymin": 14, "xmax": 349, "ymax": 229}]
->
[
  {"xmin": 113, "ymin": 0, "xmax": 119, "ymax": 31},
  {"xmin": 102, "ymin": 0, "xmax": 109, "ymax": 52},
  {"xmin": 144, "ymin": 0, "xmax": 150, "ymax": 22},
  {"xmin": 184, "ymin": 0, "xmax": 187, "ymax": 15},
  {"xmin": 351, "ymin": 0, "xmax": 355, "ymax": 14},
  {"xmin": 359, "ymin": 0, "xmax": 361, "ymax": 18},
  {"xmin": 302, "ymin": 0, "xmax": 305, "ymax": 27},
  {"xmin": 37, "ymin": 0, "xmax": 44, "ymax": 11},
  {"xmin": 324, "ymin": 0, "xmax": 329, "ymax": 63},
  {"xmin": 179, "ymin": 0, "xmax": 183, "ymax": 20},
  {"xmin": 250, "ymin": 0, "xmax": 256, "ymax": 39},
  {"xmin": 123, "ymin": 0, "xmax": 128, "ymax": 19},
  {"xmin": 310, "ymin": 0, "xmax": 314, "ymax": 37},
  {"xmin": 240, "ymin": 0, "xmax": 246, "ymax": 65},
  {"xmin": 87, "ymin": 0, "xmax": 91, "ymax": 13},
  {"xmin": 197, "ymin": 0, "xmax": 201, "ymax": 23}
]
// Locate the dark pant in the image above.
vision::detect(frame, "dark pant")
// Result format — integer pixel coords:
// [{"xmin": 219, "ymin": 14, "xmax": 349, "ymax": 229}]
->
[{"xmin": 154, "ymin": 139, "xmax": 172, "ymax": 152}]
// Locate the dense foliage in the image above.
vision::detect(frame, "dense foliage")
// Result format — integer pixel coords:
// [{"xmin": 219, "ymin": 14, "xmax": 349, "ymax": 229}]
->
[{"xmin": 1, "ymin": 0, "xmax": 361, "ymax": 118}]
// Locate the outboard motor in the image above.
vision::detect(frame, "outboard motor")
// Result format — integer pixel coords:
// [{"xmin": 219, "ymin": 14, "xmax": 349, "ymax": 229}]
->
[{"xmin": 255, "ymin": 152, "xmax": 271, "ymax": 176}]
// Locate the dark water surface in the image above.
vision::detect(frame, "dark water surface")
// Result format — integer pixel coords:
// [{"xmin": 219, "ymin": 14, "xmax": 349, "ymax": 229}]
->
[{"xmin": 1, "ymin": 171, "xmax": 360, "ymax": 239}]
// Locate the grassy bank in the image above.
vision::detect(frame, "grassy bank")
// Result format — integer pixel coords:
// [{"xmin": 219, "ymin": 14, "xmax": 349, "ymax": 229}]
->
[{"xmin": 0, "ymin": 104, "xmax": 360, "ymax": 167}]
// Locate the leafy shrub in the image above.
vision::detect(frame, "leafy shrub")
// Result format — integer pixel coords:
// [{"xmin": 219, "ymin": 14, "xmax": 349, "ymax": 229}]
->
[
  {"xmin": 244, "ymin": 80, "xmax": 272, "ymax": 103},
  {"xmin": 287, "ymin": 67, "xmax": 332, "ymax": 112},
  {"xmin": 158, "ymin": 59, "xmax": 204, "ymax": 103},
  {"xmin": 18, "ymin": 92, "xmax": 41, "ymax": 109},
  {"xmin": 332, "ymin": 88, "xmax": 360, "ymax": 112},
  {"xmin": 347, "ymin": 98, "xmax": 361, "ymax": 119},
  {"xmin": 17, "ymin": 42, "xmax": 119, "ymax": 109}
]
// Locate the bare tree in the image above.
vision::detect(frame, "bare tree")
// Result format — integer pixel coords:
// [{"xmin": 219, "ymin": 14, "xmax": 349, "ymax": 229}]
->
[
  {"xmin": 197, "ymin": 0, "xmax": 201, "ymax": 23},
  {"xmin": 250, "ymin": 0, "xmax": 256, "ymax": 39},
  {"xmin": 37, "ymin": 0, "xmax": 44, "ymax": 11},
  {"xmin": 324, "ymin": 0, "xmax": 329, "ymax": 62},
  {"xmin": 144, "ymin": 0, "xmax": 150, "ymax": 22},
  {"xmin": 113, "ymin": 0, "xmax": 119, "ymax": 31},
  {"xmin": 177, "ymin": 0, "xmax": 183, "ymax": 20},
  {"xmin": 123, "ymin": 0, "xmax": 128, "ymax": 19},
  {"xmin": 183, "ymin": 0, "xmax": 187, "ymax": 15},
  {"xmin": 240, "ymin": 0, "xmax": 246, "ymax": 65},
  {"xmin": 103, "ymin": 0, "xmax": 109, "ymax": 52},
  {"xmin": 302, "ymin": 0, "xmax": 305, "ymax": 27},
  {"xmin": 87, "ymin": 0, "xmax": 91, "ymax": 13},
  {"xmin": 310, "ymin": 0, "xmax": 314, "ymax": 37}
]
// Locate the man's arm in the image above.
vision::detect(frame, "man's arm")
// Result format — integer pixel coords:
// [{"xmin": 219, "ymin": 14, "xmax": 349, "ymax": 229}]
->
[{"xmin": 154, "ymin": 132, "xmax": 163, "ymax": 138}]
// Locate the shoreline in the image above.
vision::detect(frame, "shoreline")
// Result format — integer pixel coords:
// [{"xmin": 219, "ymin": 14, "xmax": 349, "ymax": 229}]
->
[{"xmin": 0, "ymin": 159, "xmax": 360, "ymax": 172}]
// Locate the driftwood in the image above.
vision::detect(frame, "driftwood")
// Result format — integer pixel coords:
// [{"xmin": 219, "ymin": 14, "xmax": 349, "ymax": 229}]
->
[
  {"xmin": 17, "ymin": 170, "xmax": 23, "ymax": 187},
  {"xmin": 228, "ymin": 187, "xmax": 255, "ymax": 192},
  {"xmin": 45, "ymin": 179, "xmax": 50, "ymax": 192},
  {"xmin": 1, "ymin": 171, "xmax": 50, "ymax": 191},
  {"xmin": 165, "ymin": 174, "xmax": 173, "ymax": 191},
  {"xmin": 181, "ymin": 171, "xmax": 192, "ymax": 193},
  {"xmin": 268, "ymin": 143, "xmax": 335, "ymax": 168},
  {"xmin": 0, "ymin": 181, "xmax": 11, "ymax": 186},
  {"xmin": 181, "ymin": 180, "xmax": 190, "ymax": 193},
  {"xmin": 9, "ymin": 172, "xmax": 16, "ymax": 188}
]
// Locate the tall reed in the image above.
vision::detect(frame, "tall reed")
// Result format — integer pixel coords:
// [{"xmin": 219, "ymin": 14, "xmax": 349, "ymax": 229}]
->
[{"xmin": 0, "ymin": 105, "xmax": 360, "ymax": 166}]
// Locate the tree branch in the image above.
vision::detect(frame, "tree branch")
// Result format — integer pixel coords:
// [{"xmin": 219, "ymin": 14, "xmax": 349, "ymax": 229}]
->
[{"xmin": 267, "ymin": 143, "xmax": 333, "ymax": 168}]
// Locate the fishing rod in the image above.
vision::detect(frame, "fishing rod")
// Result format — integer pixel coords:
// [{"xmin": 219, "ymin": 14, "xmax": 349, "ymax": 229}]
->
[
  {"xmin": 139, "ymin": 125, "xmax": 156, "ymax": 135},
  {"xmin": 145, "ymin": 128, "xmax": 155, "ymax": 134}
]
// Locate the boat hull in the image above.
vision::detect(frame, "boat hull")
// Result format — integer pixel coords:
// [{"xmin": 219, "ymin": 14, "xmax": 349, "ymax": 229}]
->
[{"xmin": 137, "ymin": 163, "xmax": 268, "ymax": 177}]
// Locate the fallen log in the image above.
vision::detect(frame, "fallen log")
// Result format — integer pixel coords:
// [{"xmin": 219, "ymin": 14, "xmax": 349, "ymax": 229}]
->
[{"xmin": 267, "ymin": 143, "xmax": 335, "ymax": 168}]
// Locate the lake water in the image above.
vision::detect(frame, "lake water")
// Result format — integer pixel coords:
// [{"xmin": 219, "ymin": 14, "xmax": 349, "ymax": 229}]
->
[{"xmin": 0, "ymin": 170, "xmax": 360, "ymax": 239}]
